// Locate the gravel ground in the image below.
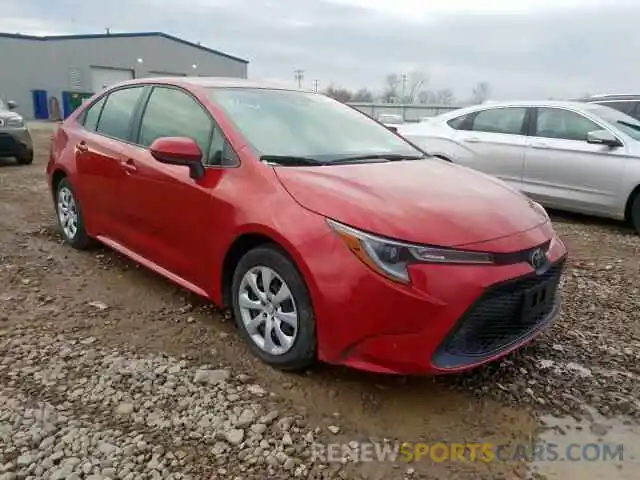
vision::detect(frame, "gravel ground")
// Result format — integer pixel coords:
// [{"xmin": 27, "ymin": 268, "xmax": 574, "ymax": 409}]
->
[{"xmin": 0, "ymin": 123, "xmax": 638, "ymax": 479}]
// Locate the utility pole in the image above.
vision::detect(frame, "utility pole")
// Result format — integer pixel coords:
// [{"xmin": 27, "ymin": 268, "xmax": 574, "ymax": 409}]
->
[
  {"xmin": 400, "ymin": 73, "xmax": 407, "ymax": 103},
  {"xmin": 313, "ymin": 80, "xmax": 319, "ymax": 92},
  {"xmin": 294, "ymin": 69, "xmax": 304, "ymax": 89}
]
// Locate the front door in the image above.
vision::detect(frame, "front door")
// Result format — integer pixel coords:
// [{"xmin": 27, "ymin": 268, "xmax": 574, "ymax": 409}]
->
[
  {"xmin": 117, "ymin": 85, "xmax": 218, "ymax": 287},
  {"xmin": 522, "ymin": 107, "xmax": 626, "ymax": 216}
]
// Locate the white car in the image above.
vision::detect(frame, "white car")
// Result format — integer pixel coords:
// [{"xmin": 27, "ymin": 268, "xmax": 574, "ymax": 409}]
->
[
  {"xmin": 398, "ymin": 100, "xmax": 640, "ymax": 232},
  {"xmin": 377, "ymin": 114, "xmax": 404, "ymax": 132}
]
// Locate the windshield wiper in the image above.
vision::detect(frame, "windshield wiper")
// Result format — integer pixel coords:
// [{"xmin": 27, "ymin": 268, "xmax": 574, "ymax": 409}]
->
[
  {"xmin": 328, "ymin": 153, "xmax": 427, "ymax": 164},
  {"xmin": 260, "ymin": 155, "xmax": 327, "ymax": 166}
]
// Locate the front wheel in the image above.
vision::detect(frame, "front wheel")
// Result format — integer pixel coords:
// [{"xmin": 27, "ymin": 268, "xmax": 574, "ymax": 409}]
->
[
  {"xmin": 55, "ymin": 178, "xmax": 93, "ymax": 249},
  {"xmin": 231, "ymin": 245, "xmax": 316, "ymax": 371}
]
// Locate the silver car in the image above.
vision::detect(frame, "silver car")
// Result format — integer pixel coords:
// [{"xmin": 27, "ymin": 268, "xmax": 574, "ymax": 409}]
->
[
  {"xmin": 0, "ymin": 99, "xmax": 33, "ymax": 165},
  {"xmin": 398, "ymin": 101, "xmax": 640, "ymax": 232}
]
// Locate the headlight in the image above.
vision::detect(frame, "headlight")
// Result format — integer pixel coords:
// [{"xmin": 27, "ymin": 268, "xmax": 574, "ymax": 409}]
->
[
  {"xmin": 6, "ymin": 117, "xmax": 24, "ymax": 128},
  {"xmin": 327, "ymin": 219, "xmax": 494, "ymax": 283}
]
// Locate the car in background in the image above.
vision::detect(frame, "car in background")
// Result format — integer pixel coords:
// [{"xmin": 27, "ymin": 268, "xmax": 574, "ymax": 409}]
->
[
  {"xmin": 46, "ymin": 77, "xmax": 566, "ymax": 375},
  {"xmin": 398, "ymin": 100, "xmax": 640, "ymax": 233},
  {"xmin": 377, "ymin": 113, "xmax": 404, "ymax": 132},
  {"xmin": 0, "ymin": 99, "xmax": 33, "ymax": 165},
  {"xmin": 577, "ymin": 94, "xmax": 640, "ymax": 121}
]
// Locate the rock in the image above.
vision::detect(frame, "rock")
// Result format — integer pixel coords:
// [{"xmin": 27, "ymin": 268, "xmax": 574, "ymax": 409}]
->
[
  {"xmin": 16, "ymin": 454, "xmax": 34, "ymax": 467},
  {"xmin": 194, "ymin": 369, "xmax": 230, "ymax": 385},
  {"xmin": 328, "ymin": 425, "xmax": 340, "ymax": 434},
  {"xmin": 88, "ymin": 301, "xmax": 109, "ymax": 311},
  {"xmin": 247, "ymin": 385, "xmax": 266, "ymax": 396},
  {"xmin": 115, "ymin": 402, "xmax": 135, "ymax": 416},
  {"xmin": 236, "ymin": 409, "xmax": 256, "ymax": 428},
  {"xmin": 224, "ymin": 429, "xmax": 245, "ymax": 446}
]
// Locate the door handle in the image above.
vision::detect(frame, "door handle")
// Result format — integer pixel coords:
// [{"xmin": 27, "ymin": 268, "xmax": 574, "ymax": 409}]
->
[
  {"xmin": 76, "ymin": 141, "xmax": 89, "ymax": 153},
  {"xmin": 531, "ymin": 142, "xmax": 549, "ymax": 149},
  {"xmin": 120, "ymin": 158, "xmax": 138, "ymax": 173},
  {"xmin": 464, "ymin": 137, "xmax": 481, "ymax": 143}
]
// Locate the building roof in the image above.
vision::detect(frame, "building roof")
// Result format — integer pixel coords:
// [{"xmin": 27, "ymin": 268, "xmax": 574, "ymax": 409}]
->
[{"xmin": 0, "ymin": 31, "xmax": 248, "ymax": 64}]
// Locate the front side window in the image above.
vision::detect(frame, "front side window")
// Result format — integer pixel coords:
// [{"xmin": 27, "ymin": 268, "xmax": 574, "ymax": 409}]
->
[
  {"xmin": 206, "ymin": 126, "xmax": 238, "ymax": 166},
  {"xmin": 206, "ymin": 88, "xmax": 421, "ymax": 161},
  {"xmin": 596, "ymin": 101, "xmax": 636, "ymax": 116},
  {"xmin": 139, "ymin": 87, "xmax": 213, "ymax": 153},
  {"xmin": 447, "ymin": 114, "xmax": 472, "ymax": 130},
  {"xmin": 535, "ymin": 108, "xmax": 600, "ymax": 141},
  {"xmin": 96, "ymin": 87, "xmax": 145, "ymax": 141},
  {"xmin": 82, "ymin": 96, "xmax": 106, "ymax": 132},
  {"xmin": 470, "ymin": 108, "xmax": 527, "ymax": 135}
]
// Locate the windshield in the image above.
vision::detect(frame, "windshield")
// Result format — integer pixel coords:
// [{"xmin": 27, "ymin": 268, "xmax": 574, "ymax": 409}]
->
[
  {"xmin": 585, "ymin": 104, "xmax": 640, "ymax": 142},
  {"xmin": 207, "ymin": 88, "xmax": 421, "ymax": 162}
]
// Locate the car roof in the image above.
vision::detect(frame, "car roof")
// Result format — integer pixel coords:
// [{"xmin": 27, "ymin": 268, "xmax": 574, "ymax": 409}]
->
[
  {"xmin": 433, "ymin": 100, "xmax": 606, "ymax": 119},
  {"xmin": 118, "ymin": 76, "xmax": 311, "ymax": 92}
]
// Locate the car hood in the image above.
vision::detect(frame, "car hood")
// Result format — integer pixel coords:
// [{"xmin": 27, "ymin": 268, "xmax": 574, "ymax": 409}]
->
[{"xmin": 274, "ymin": 159, "xmax": 547, "ymax": 247}]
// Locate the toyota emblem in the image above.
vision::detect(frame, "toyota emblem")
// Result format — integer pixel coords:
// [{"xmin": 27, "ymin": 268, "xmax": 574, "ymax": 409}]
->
[{"xmin": 529, "ymin": 248, "xmax": 546, "ymax": 269}]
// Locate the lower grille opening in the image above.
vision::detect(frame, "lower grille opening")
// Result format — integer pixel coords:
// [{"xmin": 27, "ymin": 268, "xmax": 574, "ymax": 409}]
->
[{"xmin": 441, "ymin": 260, "xmax": 565, "ymax": 359}]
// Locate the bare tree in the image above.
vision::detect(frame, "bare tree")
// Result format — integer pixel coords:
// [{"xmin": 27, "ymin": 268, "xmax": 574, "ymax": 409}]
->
[
  {"xmin": 352, "ymin": 88, "xmax": 374, "ymax": 102},
  {"xmin": 323, "ymin": 84, "xmax": 354, "ymax": 103},
  {"xmin": 382, "ymin": 74, "xmax": 401, "ymax": 103},
  {"xmin": 405, "ymin": 70, "xmax": 428, "ymax": 104},
  {"xmin": 433, "ymin": 88, "xmax": 455, "ymax": 105},
  {"xmin": 471, "ymin": 81, "xmax": 491, "ymax": 104}
]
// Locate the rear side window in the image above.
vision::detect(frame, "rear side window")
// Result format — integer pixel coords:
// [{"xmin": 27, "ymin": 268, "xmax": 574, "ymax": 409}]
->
[
  {"xmin": 82, "ymin": 96, "xmax": 106, "ymax": 132},
  {"xmin": 138, "ymin": 87, "xmax": 213, "ymax": 153},
  {"xmin": 447, "ymin": 114, "xmax": 471, "ymax": 130},
  {"xmin": 96, "ymin": 87, "xmax": 145, "ymax": 141},
  {"xmin": 470, "ymin": 108, "xmax": 527, "ymax": 135}
]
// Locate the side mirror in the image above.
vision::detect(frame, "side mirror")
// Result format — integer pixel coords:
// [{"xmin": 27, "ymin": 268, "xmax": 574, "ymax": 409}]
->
[
  {"xmin": 7, "ymin": 101, "xmax": 17, "ymax": 110},
  {"xmin": 149, "ymin": 137, "xmax": 205, "ymax": 180},
  {"xmin": 586, "ymin": 129, "xmax": 622, "ymax": 148}
]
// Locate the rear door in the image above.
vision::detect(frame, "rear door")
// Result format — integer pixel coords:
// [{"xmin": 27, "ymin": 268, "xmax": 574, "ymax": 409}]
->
[
  {"xmin": 74, "ymin": 86, "xmax": 147, "ymax": 240},
  {"xmin": 522, "ymin": 107, "xmax": 626, "ymax": 215},
  {"xmin": 448, "ymin": 106, "xmax": 529, "ymax": 189}
]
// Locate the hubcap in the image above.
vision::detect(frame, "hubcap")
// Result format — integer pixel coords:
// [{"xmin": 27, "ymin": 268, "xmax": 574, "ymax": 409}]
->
[
  {"xmin": 238, "ymin": 266, "xmax": 299, "ymax": 356},
  {"xmin": 57, "ymin": 186, "xmax": 79, "ymax": 240}
]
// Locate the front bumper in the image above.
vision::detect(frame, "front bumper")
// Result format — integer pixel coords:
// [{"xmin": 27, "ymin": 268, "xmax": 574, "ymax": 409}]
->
[
  {"xmin": 305, "ymin": 221, "xmax": 567, "ymax": 375},
  {"xmin": 0, "ymin": 128, "xmax": 33, "ymax": 156}
]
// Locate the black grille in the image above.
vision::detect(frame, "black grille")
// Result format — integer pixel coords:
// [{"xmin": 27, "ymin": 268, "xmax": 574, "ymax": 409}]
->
[{"xmin": 442, "ymin": 259, "xmax": 565, "ymax": 358}]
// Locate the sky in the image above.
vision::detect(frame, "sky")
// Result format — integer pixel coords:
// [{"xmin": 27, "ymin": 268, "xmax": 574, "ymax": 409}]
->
[{"xmin": 2, "ymin": 0, "xmax": 639, "ymax": 101}]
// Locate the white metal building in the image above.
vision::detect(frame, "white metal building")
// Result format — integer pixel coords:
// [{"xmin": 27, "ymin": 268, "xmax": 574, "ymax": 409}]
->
[{"xmin": 0, "ymin": 32, "xmax": 249, "ymax": 119}]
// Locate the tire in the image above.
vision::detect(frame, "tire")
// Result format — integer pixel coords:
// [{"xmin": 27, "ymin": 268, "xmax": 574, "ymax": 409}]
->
[
  {"xmin": 15, "ymin": 149, "xmax": 34, "ymax": 165},
  {"xmin": 54, "ymin": 178, "xmax": 93, "ymax": 249},
  {"xmin": 631, "ymin": 194, "xmax": 640, "ymax": 234},
  {"xmin": 231, "ymin": 245, "xmax": 316, "ymax": 371}
]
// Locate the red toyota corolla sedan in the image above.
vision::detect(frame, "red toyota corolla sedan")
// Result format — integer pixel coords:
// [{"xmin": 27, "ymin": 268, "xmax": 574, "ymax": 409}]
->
[{"xmin": 47, "ymin": 78, "xmax": 567, "ymax": 375}]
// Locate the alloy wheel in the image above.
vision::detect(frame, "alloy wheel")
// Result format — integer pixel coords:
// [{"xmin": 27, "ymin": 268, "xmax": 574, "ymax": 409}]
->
[
  {"xmin": 237, "ymin": 266, "xmax": 299, "ymax": 355},
  {"xmin": 57, "ymin": 186, "xmax": 79, "ymax": 240}
]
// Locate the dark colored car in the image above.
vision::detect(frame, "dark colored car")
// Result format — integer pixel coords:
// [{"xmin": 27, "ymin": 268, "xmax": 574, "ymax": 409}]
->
[
  {"xmin": 0, "ymin": 99, "xmax": 33, "ymax": 165},
  {"xmin": 577, "ymin": 94, "xmax": 640, "ymax": 121}
]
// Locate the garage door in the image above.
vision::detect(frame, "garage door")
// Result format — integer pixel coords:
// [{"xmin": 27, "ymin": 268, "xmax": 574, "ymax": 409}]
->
[{"xmin": 90, "ymin": 67, "xmax": 134, "ymax": 92}]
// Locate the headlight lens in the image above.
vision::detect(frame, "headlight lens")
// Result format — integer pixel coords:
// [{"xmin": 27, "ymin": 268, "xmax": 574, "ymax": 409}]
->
[
  {"xmin": 327, "ymin": 219, "xmax": 495, "ymax": 283},
  {"xmin": 6, "ymin": 117, "xmax": 24, "ymax": 128}
]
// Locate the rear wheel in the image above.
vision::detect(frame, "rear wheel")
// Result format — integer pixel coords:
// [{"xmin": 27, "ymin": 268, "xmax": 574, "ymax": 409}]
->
[
  {"xmin": 231, "ymin": 245, "xmax": 316, "ymax": 371},
  {"xmin": 15, "ymin": 149, "xmax": 33, "ymax": 165},
  {"xmin": 55, "ymin": 178, "xmax": 93, "ymax": 249},
  {"xmin": 631, "ymin": 194, "xmax": 640, "ymax": 234}
]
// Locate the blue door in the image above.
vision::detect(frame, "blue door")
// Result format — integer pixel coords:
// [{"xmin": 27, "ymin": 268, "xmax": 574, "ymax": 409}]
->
[{"xmin": 32, "ymin": 90, "xmax": 49, "ymax": 119}]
